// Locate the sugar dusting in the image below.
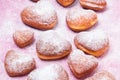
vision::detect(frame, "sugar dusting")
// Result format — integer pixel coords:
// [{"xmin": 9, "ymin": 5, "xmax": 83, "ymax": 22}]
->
[
  {"xmin": 68, "ymin": 49, "xmax": 98, "ymax": 73},
  {"xmin": 5, "ymin": 51, "xmax": 35, "ymax": 73},
  {"xmin": 13, "ymin": 30, "xmax": 34, "ymax": 44},
  {"xmin": 75, "ymin": 30, "xmax": 109, "ymax": 51},
  {"xmin": 27, "ymin": 64, "xmax": 61, "ymax": 80},
  {"xmin": 36, "ymin": 30, "xmax": 71, "ymax": 55},
  {"xmin": 85, "ymin": 71, "xmax": 116, "ymax": 80},
  {"xmin": 81, "ymin": 0, "xmax": 106, "ymax": 4},
  {"xmin": 66, "ymin": 8, "xmax": 96, "ymax": 23},
  {"xmin": 28, "ymin": 0, "xmax": 57, "ymax": 25}
]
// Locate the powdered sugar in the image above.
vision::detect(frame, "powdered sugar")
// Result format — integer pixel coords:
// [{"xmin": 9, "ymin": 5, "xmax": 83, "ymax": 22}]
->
[
  {"xmin": 66, "ymin": 8, "xmax": 96, "ymax": 23},
  {"xmin": 36, "ymin": 30, "xmax": 71, "ymax": 55},
  {"xmin": 68, "ymin": 49, "xmax": 98, "ymax": 73},
  {"xmin": 82, "ymin": 0, "xmax": 106, "ymax": 4},
  {"xmin": 27, "ymin": 64, "xmax": 64, "ymax": 80},
  {"xmin": 75, "ymin": 30, "xmax": 109, "ymax": 51},
  {"xmin": 13, "ymin": 30, "xmax": 34, "ymax": 44},
  {"xmin": 69, "ymin": 49, "xmax": 85, "ymax": 59},
  {"xmin": 30, "ymin": 0, "xmax": 57, "ymax": 24},
  {"xmin": 5, "ymin": 50, "xmax": 35, "ymax": 73},
  {"xmin": 85, "ymin": 71, "xmax": 116, "ymax": 80}
]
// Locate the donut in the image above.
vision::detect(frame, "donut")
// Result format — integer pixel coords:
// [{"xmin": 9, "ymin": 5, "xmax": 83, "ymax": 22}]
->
[
  {"xmin": 4, "ymin": 50, "xmax": 36, "ymax": 77},
  {"xmin": 13, "ymin": 30, "xmax": 34, "ymax": 48},
  {"xmin": 66, "ymin": 9, "xmax": 97, "ymax": 32},
  {"xmin": 80, "ymin": 0, "xmax": 107, "ymax": 11},
  {"xmin": 21, "ymin": 1, "xmax": 58, "ymax": 30},
  {"xmin": 68, "ymin": 49, "xmax": 98, "ymax": 78},
  {"xmin": 27, "ymin": 64, "xmax": 69, "ymax": 80},
  {"xmin": 57, "ymin": 0, "xmax": 75, "ymax": 7},
  {"xmin": 85, "ymin": 70, "xmax": 116, "ymax": 80},
  {"xmin": 30, "ymin": 0, "xmax": 39, "ymax": 2},
  {"xmin": 74, "ymin": 30, "xmax": 109, "ymax": 57},
  {"xmin": 36, "ymin": 30, "xmax": 72, "ymax": 60}
]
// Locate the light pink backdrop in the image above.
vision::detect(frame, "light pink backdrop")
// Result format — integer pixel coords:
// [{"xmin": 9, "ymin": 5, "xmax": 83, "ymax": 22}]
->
[{"xmin": 0, "ymin": 0, "xmax": 120, "ymax": 80}]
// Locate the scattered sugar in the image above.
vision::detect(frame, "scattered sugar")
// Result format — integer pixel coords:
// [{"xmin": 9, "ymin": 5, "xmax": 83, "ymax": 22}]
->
[
  {"xmin": 82, "ymin": 0, "xmax": 106, "ymax": 4},
  {"xmin": 85, "ymin": 71, "xmax": 116, "ymax": 80},
  {"xmin": 69, "ymin": 49, "xmax": 85, "ymax": 59},
  {"xmin": 14, "ymin": 30, "xmax": 33, "ymax": 44},
  {"xmin": 5, "ymin": 51, "xmax": 34, "ymax": 73},
  {"xmin": 27, "ymin": 64, "xmax": 60, "ymax": 80},
  {"xmin": 67, "ymin": 8, "xmax": 96, "ymax": 23},
  {"xmin": 69, "ymin": 49, "xmax": 98, "ymax": 73},
  {"xmin": 76, "ymin": 30, "xmax": 109, "ymax": 51},
  {"xmin": 37, "ymin": 30, "xmax": 71, "ymax": 55},
  {"xmin": 31, "ymin": 0, "xmax": 57, "ymax": 24}
]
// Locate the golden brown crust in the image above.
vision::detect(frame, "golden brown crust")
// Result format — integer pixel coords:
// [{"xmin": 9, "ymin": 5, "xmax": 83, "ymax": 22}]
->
[
  {"xmin": 30, "ymin": 0, "xmax": 39, "ymax": 2},
  {"xmin": 68, "ymin": 50, "xmax": 98, "ymax": 78},
  {"xmin": 57, "ymin": 0, "xmax": 75, "ymax": 7},
  {"xmin": 85, "ymin": 70, "xmax": 116, "ymax": 80},
  {"xmin": 13, "ymin": 30, "xmax": 34, "ymax": 48},
  {"xmin": 36, "ymin": 30, "xmax": 72, "ymax": 60},
  {"xmin": 21, "ymin": 1, "xmax": 58, "ymax": 30},
  {"xmin": 36, "ymin": 40, "xmax": 72, "ymax": 60},
  {"xmin": 37, "ymin": 49, "xmax": 72, "ymax": 60},
  {"xmin": 74, "ymin": 38, "xmax": 109, "ymax": 57},
  {"xmin": 21, "ymin": 12, "xmax": 57, "ymax": 30},
  {"xmin": 80, "ymin": 0, "xmax": 107, "ymax": 11},
  {"xmin": 4, "ymin": 50, "xmax": 36, "ymax": 77},
  {"xmin": 21, "ymin": 7, "xmax": 57, "ymax": 30},
  {"xmin": 68, "ymin": 62, "xmax": 97, "ymax": 78},
  {"xmin": 66, "ymin": 9, "xmax": 97, "ymax": 32},
  {"xmin": 66, "ymin": 18, "xmax": 97, "ymax": 32}
]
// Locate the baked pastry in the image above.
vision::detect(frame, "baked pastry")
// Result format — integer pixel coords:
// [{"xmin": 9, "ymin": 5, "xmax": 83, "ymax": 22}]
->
[
  {"xmin": 80, "ymin": 0, "xmax": 107, "ymax": 11},
  {"xmin": 21, "ymin": 0, "xmax": 58, "ymax": 30},
  {"xmin": 66, "ymin": 9, "xmax": 97, "ymax": 31},
  {"xmin": 30, "ymin": 0, "xmax": 39, "ymax": 2},
  {"xmin": 68, "ymin": 49, "xmax": 98, "ymax": 78},
  {"xmin": 36, "ymin": 30, "xmax": 72, "ymax": 60},
  {"xmin": 85, "ymin": 70, "xmax": 116, "ymax": 80},
  {"xmin": 57, "ymin": 0, "xmax": 75, "ymax": 7},
  {"xmin": 27, "ymin": 64, "xmax": 69, "ymax": 80},
  {"xmin": 74, "ymin": 30, "xmax": 109, "ymax": 57},
  {"xmin": 4, "ymin": 50, "xmax": 36, "ymax": 77},
  {"xmin": 13, "ymin": 30, "xmax": 34, "ymax": 48}
]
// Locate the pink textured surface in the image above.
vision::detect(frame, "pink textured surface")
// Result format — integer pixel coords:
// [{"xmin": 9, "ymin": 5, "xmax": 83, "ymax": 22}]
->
[{"xmin": 0, "ymin": 0, "xmax": 120, "ymax": 80}]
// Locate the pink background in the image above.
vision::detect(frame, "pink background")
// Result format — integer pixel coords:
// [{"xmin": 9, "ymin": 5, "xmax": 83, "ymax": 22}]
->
[{"xmin": 0, "ymin": 0, "xmax": 120, "ymax": 80}]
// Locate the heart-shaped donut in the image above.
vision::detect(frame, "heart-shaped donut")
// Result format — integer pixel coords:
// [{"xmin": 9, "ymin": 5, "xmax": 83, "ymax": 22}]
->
[
  {"xmin": 21, "ymin": 1, "xmax": 58, "ymax": 30},
  {"xmin": 74, "ymin": 30, "xmax": 109, "ymax": 57},
  {"xmin": 36, "ymin": 30, "xmax": 72, "ymax": 60},
  {"xmin": 27, "ymin": 64, "xmax": 69, "ymax": 80},
  {"xmin": 68, "ymin": 49, "xmax": 98, "ymax": 78},
  {"xmin": 57, "ymin": 0, "xmax": 75, "ymax": 7},
  {"xmin": 80, "ymin": 0, "xmax": 107, "ymax": 11},
  {"xmin": 13, "ymin": 30, "xmax": 34, "ymax": 48},
  {"xmin": 4, "ymin": 50, "xmax": 36, "ymax": 77},
  {"xmin": 85, "ymin": 71, "xmax": 116, "ymax": 80},
  {"xmin": 66, "ymin": 9, "xmax": 97, "ymax": 31},
  {"xmin": 31, "ymin": 0, "xmax": 39, "ymax": 2}
]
